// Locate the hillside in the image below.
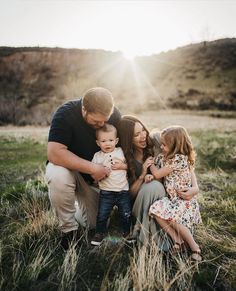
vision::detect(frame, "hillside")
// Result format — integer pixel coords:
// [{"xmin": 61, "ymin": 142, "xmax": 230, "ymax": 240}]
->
[{"xmin": 0, "ymin": 38, "xmax": 235, "ymax": 125}]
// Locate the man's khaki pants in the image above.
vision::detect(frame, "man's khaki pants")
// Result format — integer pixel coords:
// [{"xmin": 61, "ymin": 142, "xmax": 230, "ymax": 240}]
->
[{"xmin": 45, "ymin": 162, "xmax": 99, "ymax": 233}]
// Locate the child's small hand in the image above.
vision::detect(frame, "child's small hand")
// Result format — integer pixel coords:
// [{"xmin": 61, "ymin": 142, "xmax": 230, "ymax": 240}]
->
[
  {"xmin": 111, "ymin": 158, "xmax": 127, "ymax": 170},
  {"xmin": 144, "ymin": 174, "xmax": 154, "ymax": 183},
  {"xmin": 142, "ymin": 157, "xmax": 154, "ymax": 172}
]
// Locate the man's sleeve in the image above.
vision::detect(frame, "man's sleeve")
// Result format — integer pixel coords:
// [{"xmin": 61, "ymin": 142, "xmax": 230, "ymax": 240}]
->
[
  {"xmin": 48, "ymin": 107, "xmax": 72, "ymax": 147},
  {"xmin": 91, "ymin": 152, "xmax": 98, "ymax": 164}
]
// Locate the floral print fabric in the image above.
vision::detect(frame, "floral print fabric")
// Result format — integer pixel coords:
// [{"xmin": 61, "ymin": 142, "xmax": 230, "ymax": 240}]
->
[{"xmin": 149, "ymin": 154, "xmax": 202, "ymax": 229}]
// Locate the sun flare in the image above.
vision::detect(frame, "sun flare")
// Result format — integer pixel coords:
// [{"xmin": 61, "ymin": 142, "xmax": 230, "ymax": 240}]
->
[{"xmin": 121, "ymin": 49, "xmax": 137, "ymax": 60}]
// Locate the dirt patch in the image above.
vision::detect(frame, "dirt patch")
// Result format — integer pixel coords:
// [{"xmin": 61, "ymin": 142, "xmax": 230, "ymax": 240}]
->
[{"xmin": 0, "ymin": 125, "xmax": 49, "ymax": 141}]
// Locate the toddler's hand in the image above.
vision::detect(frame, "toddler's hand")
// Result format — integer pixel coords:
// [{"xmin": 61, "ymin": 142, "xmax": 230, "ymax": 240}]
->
[
  {"xmin": 110, "ymin": 158, "xmax": 127, "ymax": 170},
  {"xmin": 144, "ymin": 174, "xmax": 154, "ymax": 183}
]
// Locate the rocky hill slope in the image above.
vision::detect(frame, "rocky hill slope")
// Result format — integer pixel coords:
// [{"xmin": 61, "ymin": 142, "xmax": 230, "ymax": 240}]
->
[{"xmin": 0, "ymin": 38, "xmax": 235, "ymax": 125}]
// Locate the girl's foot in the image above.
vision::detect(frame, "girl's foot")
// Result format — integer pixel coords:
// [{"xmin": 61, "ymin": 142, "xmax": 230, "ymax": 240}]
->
[{"xmin": 191, "ymin": 249, "xmax": 202, "ymax": 262}]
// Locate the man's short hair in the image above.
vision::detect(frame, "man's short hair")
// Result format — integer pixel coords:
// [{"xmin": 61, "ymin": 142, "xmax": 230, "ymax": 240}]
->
[{"xmin": 82, "ymin": 87, "xmax": 114, "ymax": 116}]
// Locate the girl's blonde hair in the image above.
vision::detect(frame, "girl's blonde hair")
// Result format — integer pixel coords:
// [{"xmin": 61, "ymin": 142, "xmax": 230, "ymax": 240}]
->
[{"xmin": 161, "ymin": 125, "xmax": 196, "ymax": 167}]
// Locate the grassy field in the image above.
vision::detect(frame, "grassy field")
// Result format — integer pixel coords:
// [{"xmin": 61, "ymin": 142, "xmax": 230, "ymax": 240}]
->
[{"xmin": 0, "ymin": 111, "xmax": 235, "ymax": 291}]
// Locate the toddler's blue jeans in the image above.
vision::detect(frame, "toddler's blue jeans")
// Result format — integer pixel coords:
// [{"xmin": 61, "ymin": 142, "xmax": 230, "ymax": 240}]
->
[{"xmin": 96, "ymin": 190, "xmax": 131, "ymax": 233}]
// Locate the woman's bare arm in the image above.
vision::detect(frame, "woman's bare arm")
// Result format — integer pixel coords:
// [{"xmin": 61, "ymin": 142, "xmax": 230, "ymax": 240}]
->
[
  {"xmin": 177, "ymin": 170, "xmax": 199, "ymax": 200},
  {"xmin": 129, "ymin": 157, "xmax": 154, "ymax": 199}
]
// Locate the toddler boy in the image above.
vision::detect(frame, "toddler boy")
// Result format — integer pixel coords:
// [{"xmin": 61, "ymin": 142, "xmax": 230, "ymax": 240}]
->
[{"xmin": 91, "ymin": 124, "xmax": 132, "ymax": 245}]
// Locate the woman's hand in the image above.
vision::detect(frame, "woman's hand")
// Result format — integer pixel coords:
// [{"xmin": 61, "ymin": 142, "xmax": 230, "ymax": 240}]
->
[
  {"xmin": 177, "ymin": 169, "xmax": 200, "ymax": 200},
  {"xmin": 130, "ymin": 157, "xmax": 154, "ymax": 198},
  {"xmin": 139, "ymin": 157, "xmax": 154, "ymax": 180},
  {"xmin": 144, "ymin": 174, "xmax": 154, "ymax": 183},
  {"xmin": 176, "ymin": 186, "xmax": 199, "ymax": 200},
  {"xmin": 111, "ymin": 158, "xmax": 127, "ymax": 170}
]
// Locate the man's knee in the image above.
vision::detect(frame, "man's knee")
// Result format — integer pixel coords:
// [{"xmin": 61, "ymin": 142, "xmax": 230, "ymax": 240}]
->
[{"xmin": 45, "ymin": 163, "xmax": 76, "ymax": 191}]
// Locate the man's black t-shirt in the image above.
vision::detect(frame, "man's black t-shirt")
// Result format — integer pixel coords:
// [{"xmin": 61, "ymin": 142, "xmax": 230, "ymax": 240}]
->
[{"xmin": 48, "ymin": 98, "xmax": 121, "ymax": 182}]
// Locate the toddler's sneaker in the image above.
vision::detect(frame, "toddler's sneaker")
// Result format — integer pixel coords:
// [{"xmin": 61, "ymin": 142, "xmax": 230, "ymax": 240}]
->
[{"xmin": 91, "ymin": 233, "xmax": 105, "ymax": 246}]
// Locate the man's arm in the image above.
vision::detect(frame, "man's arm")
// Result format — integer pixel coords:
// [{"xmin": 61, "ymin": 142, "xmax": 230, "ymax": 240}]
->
[{"xmin": 47, "ymin": 141, "xmax": 109, "ymax": 181}]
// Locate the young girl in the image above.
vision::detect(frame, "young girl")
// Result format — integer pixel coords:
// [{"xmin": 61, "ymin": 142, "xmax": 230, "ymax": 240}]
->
[{"xmin": 148, "ymin": 125, "xmax": 202, "ymax": 261}]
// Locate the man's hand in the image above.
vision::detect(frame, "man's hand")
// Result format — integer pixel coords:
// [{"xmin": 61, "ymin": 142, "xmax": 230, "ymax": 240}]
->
[{"xmin": 91, "ymin": 164, "xmax": 111, "ymax": 182}]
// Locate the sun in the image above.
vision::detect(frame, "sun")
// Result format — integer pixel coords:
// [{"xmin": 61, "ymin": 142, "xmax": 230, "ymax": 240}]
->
[{"xmin": 121, "ymin": 49, "xmax": 137, "ymax": 60}]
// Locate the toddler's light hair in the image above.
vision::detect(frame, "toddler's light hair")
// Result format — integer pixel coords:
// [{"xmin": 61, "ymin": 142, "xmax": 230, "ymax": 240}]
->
[
  {"xmin": 96, "ymin": 123, "xmax": 117, "ymax": 140},
  {"xmin": 161, "ymin": 125, "xmax": 196, "ymax": 167}
]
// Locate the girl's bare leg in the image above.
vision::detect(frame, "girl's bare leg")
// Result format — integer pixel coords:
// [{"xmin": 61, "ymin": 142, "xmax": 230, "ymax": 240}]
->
[
  {"xmin": 154, "ymin": 216, "xmax": 201, "ymax": 260},
  {"xmin": 170, "ymin": 221, "xmax": 201, "ymax": 254},
  {"xmin": 155, "ymin": 216, "xmax": 182, "ymax": 245}
]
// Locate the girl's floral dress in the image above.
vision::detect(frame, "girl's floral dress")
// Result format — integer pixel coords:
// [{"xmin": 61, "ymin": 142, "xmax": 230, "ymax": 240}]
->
[{"xmin": 149, "ymin": 154, "xmax": 202, "ymax": 229}]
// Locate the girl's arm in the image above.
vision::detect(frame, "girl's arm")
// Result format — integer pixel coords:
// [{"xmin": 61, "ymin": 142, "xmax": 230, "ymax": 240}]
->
[
  {"xmin": 177, "ymin": 170, "xmax": 199, "ymax": 200},
  {"xmin": 129, "ymin": 157, "xmax": 154, "ymax": 199},
  {"xmin": 150, "ymin": 164, "xmax": 172, "ymax": 179}
]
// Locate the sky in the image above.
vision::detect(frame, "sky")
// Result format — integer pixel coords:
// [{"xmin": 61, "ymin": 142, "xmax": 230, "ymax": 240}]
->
[{"xmin": 0, "ymin": 0, "xmax": 236, "ymax": 58}]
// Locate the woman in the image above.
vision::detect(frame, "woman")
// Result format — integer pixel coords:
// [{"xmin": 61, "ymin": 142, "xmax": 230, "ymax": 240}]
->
[{"xmin": 117, "ymin": 115, "xmax": 199, "ymax": 251}]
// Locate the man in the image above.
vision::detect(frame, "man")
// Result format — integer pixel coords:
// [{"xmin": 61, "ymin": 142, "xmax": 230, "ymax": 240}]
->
[{"xmin": 45, "ymin": 87, "xmax": 121, "ymax": 249}]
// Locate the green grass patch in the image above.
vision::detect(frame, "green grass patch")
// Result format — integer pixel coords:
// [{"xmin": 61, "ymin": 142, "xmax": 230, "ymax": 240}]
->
[
  {"xmin": 193, "ymin": 130, "xmax": 236, "ymax": 172},
  {"xmin": 0, "ymin": 136, "xmax": 47, "ymax": 196}
]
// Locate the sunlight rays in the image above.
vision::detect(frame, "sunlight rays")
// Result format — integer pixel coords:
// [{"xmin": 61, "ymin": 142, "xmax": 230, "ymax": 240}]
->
[
  {"xmin": 89, "ymin": 52, "xmax": 170, "ymax": 111},
  {"xmin": 91, "ymin": 55, "xmax": 133, "ymax": 100},
  {"xmin": 65, "ymin": 51, "xmax": 184, "ymax": 113},
  {"xmin": 91, "ymin": 55, "xmax": 170, "ymax": 111},
  {"xmin": 128, "ymin": 59, "xmax": 168, "ymax": 110}
]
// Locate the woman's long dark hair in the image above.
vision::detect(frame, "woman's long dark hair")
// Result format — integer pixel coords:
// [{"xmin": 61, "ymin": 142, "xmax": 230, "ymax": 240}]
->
[{"xmin": 117, "ymin": 115, "xmax": 153, "ymax": 183}]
